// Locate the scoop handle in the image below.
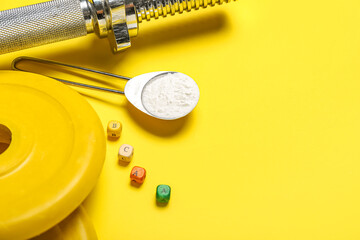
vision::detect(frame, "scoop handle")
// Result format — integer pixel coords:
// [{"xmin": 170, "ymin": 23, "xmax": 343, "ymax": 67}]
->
[{"xmin": 12, "ymin": 56, "xmax": 130, "ymax": 94}]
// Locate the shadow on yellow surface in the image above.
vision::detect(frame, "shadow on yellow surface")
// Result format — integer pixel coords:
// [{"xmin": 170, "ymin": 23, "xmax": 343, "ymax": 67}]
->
[
  {"xmin": 130, "ymin": 180, "xmax": 143, "ymax": 188},
  {"xmin": 117, "ymin": 160, "xmax": 130, "ymax": 167},
  {"xmin": 126, "ymin": 101, "xmax": 190, "ymax": 137},
  {"xmin": 0, "ymin": 10, "xmax": 230, "ymax": 72},
  {"xmin": 76, "ymin": 91, "xmax": 127, "ymax": 108},
  {"xmin": 155, "ymin": 200, "xmax": 169, "ymax": 208},
  {"xmin": 131, "ymin": 11, "xmax": 229, "ymax": 50}
]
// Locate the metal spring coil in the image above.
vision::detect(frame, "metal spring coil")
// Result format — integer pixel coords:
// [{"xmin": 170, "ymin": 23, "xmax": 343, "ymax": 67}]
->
[{"xmin": 135, "ymin": 0, "xmax": 235, "ymax": 22}]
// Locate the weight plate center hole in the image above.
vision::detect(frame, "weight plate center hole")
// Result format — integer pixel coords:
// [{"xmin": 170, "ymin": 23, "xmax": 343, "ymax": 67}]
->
[{"xmin": 0, "ymin": 124, "xmax": 12, "ymax": 155}]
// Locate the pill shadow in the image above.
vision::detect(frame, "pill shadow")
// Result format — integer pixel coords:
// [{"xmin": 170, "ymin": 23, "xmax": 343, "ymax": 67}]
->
[
  {"xmin": 155, "ymin": 199, "xmax": 169, "ymax": 208},
  {"xmin": 107, "ymin": 136, "xmax": 120, "ymax": 141},
  {"xmin": 126, "ymin": 101, "xmax": 189, "ymax": 137},
  {"xmin": 118, "ymin": 160, "xmax": 130, "ymax": 167},
  {"xmin": 130, "ymin": 180, "xmax": 143, "ymax": 188}
]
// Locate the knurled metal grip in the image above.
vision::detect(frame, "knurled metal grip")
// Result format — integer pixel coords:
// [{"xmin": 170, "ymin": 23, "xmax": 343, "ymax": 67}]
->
[
  {"xmin": 0, "ymin": 0, "xmax": 87, "ymax": 54},
  {"xmin": 0, "ymin": 0, "xmax": 138, "ymax": 54}
]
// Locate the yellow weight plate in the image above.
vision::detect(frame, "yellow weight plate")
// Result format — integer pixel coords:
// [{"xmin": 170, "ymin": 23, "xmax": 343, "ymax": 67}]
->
[
  {"xmin": 31, "ymin": 205, "xmax": 98, "ymax": 240},
  {"xmin": 0, "ymin": 71, "xmax": 106, "ymax": 240}
]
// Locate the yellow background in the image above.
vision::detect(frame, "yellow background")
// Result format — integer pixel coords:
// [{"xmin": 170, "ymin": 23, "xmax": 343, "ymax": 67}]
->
[{"xmin": 1, "ymin": 0, "xmax": 360, "ymax": 239}]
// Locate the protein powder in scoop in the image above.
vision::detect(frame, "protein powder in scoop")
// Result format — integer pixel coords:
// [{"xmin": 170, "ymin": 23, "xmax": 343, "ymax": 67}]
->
[{"xmin": 141, "ymin": 72, "xmax": 200, "ymax": 119}]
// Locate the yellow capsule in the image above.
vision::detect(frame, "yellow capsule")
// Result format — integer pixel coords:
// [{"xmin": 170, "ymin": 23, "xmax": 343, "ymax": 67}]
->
[{"xmin": 107, "ymin": 120, "xmax": 122, "ymax": 138}]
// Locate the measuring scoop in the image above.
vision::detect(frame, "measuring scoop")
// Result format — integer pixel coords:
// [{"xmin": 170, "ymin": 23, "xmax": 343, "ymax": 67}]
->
[{"xmin": 12, "ymin": 57, "xmax": 200, "ymax": 120}]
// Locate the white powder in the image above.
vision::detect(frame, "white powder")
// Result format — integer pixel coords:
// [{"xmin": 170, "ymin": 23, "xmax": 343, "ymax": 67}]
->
[{"xmin": 141, "ymin": 72, "xmax": 200, "ymax": 119}]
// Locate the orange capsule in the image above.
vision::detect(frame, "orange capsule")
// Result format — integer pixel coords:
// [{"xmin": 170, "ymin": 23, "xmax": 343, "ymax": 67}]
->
[{"xmin": 130, "ymin": 166, "xmax": 146, "ymax": 184}]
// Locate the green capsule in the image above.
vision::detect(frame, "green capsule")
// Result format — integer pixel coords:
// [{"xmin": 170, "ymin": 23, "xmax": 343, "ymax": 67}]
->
[{"xmin": 156, "ymin": 185, "xmax": 171, "ymax": 203}]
